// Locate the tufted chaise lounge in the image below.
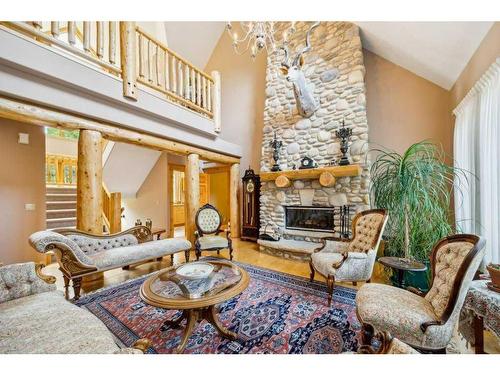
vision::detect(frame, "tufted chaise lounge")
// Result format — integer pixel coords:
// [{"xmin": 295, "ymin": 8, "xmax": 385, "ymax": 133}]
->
[
  {"xmin": 0, "ymin": 262, "xmax": 151, "ymax": 353},
  {"xmin": 310, "ymin": 209, "xmax": 388, "ymax": 305},
  {"xmin": 356, "ymin": 234, "xmax": 485, "ymax": 353},
  {"xmin": 29, "ymin": 226, "xmax": 191, "ymax": 300}
]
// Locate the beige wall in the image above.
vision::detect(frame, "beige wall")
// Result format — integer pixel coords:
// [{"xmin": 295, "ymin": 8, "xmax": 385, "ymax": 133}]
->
[
  {"xmin": 364, "ymin": 49, "xmax": 454, "ymax": 158},
  {"xmin": 121, "ymin": 152, "xmax": 169, "ymax": 236},
  {"xmin": 205, "ymin": 29, "xmax": 266, "ymax": 174},
  {"xmin": 46, "ymin": 136, "xmax": 77, "ymax": 157},
  {"xmin": 0, "ymin": 119, "xmax": 46, "ymax": 265},
  {"xmin": 209, "ymin": 171, "xmax": 229, "ymax": 224},
  {"xmin": 450, "ymin": 22, "xmax": 500, "ymax": 109}
]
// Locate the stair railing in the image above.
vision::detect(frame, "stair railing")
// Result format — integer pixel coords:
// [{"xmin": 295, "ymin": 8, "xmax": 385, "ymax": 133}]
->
[
  {"xmin": 45, "ymin": 153, "xmax": 122, "ymax": 233},
  {"xmin": 1, "ymin": 21, "xmax": 222, "ymax": 132}
]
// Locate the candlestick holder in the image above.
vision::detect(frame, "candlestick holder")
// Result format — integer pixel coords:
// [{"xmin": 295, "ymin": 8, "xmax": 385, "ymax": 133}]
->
[
  {"xmin": 269, "ymin": 132, "xmax": 283, "ymax": 172},
  {"xmin": 335, "ymin": 120, "xmax": 352, "ymax": 166}
]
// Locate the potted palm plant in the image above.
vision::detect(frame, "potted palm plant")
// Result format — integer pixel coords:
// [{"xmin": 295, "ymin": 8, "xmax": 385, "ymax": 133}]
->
[{"xmin": 370, "ymin": 141, "xmax": 463, "ymax": 290}]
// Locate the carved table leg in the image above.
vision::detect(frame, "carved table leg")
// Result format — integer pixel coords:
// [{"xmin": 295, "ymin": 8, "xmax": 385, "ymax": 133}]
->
[
  {"xmin": 164, "ymin": 310, "xmax": 187, "ymax": 328},
  {"xmin": 309, "ymin": 261, "xmax": 315, "ymax": 282},
  {"xmin": 203, "ymin": 306, "xmax": 238, "ymax": 340},
  {"xmin": 474, "ymin": 314, "xmax": 485, "ymax": 354},
  {"xmin": 175, "ymin": 310, "xmax": 197, "ymax": 354},
  {"xmin": 63, "ymin": 275, "xmax": 70, "ymax": 300}
]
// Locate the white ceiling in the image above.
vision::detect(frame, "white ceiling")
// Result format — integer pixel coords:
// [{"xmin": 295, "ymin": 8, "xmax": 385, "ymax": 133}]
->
[
  {"xmin": 356, "ymin": 22, "xmax": 493, "ymax": 89},
  {"xmin": 162, "ymin": 22, "xmax": 493, "ymax": 90},
  {"xmin": 163, "ymin": 22, "xmax": 226, "ymax": 69}
]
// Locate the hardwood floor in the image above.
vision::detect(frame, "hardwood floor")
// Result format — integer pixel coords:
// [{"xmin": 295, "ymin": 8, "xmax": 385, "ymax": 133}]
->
[{"xmin": 44, "ymin": 238, "xmax": 500, "ymax": 354}]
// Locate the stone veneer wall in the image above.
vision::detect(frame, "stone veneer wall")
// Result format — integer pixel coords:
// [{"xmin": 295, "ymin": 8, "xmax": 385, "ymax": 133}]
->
[{"xmin": 259, "ymin": 21, "xmax": 371, "ymax": 240}]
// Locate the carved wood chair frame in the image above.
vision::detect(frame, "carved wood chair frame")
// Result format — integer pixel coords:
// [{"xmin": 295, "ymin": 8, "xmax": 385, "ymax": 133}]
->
[
  {"xmin": 194, "ymin": 203, "xmax": 232, "ymax": 261},
  {"xmin": 309, "ymin": 208, "xmax": 388, "ymax": 305},
  {"xmin": 357, "ymin": 233, "xmax": 484, "ymax": 353}
]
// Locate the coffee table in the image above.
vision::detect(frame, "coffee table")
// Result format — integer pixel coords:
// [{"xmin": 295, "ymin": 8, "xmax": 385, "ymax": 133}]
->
[
  {"xmin": 378, "ymin": 256, "xmax": 427, "ymax": 289},
  {"xmin": 140, "ymin": 260, "xmax": 249, "ymax": 353}
]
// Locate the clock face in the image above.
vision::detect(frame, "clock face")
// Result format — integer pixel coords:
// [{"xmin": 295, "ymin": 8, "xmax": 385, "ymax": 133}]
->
[{"xmin": 246, "ymin": 181, "xmax": 255, "ymax": 193}]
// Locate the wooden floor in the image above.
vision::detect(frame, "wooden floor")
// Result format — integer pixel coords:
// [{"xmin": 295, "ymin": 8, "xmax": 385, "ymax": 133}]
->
[{"xmin": 44, "ymin": 238, "xmax": 500, "ymax": 354}]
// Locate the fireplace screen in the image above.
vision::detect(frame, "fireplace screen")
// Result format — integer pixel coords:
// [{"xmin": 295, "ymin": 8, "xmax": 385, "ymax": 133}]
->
[{"xmin": 284, "ymin": 205, "xmax": 352, "ymax": 236}]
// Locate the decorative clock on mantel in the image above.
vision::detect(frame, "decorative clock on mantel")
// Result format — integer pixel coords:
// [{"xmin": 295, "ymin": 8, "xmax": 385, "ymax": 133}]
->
[{"xmin": 241, "ymin": 167, "xmax": 260, "ymax": 242}]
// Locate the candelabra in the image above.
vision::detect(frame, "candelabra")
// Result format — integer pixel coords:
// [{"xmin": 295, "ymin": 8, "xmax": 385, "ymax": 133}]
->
[
  {"xmin": 335, "ymin": 119, "xmax": 352, "ymax": 166},
  {"xmin": 269, "ymin": 132, "xmax": 283, "ymax": 172}
]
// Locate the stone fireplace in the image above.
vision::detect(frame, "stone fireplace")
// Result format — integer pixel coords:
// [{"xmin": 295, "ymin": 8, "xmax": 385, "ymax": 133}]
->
[{"xmin": 258, "ymin": 21, "xmax": 370, "ymax": 260}]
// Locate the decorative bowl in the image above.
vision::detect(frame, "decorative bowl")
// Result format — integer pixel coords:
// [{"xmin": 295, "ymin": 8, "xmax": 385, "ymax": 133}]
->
[
  {"xmin": 487, "ymin": 263, "xmax": 500, "ymax": 288},
  {"xmin": 176, "ymin": 262, "xmax": 214, "ymax": 280}
]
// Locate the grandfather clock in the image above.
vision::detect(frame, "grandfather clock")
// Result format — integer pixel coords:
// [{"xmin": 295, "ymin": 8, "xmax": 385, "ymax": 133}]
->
[{"xmin": 241, "ymin": 167, "xmax": 260, "ymax": 242}]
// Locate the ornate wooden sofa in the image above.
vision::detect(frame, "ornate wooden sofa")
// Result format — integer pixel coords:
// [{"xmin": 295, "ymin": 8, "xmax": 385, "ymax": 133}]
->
[
  {"xmin": 29, "ymin": 226, "xmax": 191, "ymax": 300},
  {"xmin": 0, "ymin": 262, "xmax": 151, "ymax": 354}
]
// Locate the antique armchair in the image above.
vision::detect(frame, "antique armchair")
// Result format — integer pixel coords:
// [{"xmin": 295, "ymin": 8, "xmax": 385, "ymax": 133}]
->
[
  {"xmin": 194, "ymin": 203, "xmax": 233, "ymax": 260},
  {"xmin": 310, "ymin": 209, "xmax": 388, "ymax": 305},
  {"xmin": 29, "ymin": 226, "xmax": 191, "ymax": 300},
  {"xmin": 356, "ymin": 234, "xmax": 485, "ymax": 353}
]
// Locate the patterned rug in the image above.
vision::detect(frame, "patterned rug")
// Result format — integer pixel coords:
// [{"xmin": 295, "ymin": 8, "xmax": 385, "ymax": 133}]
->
[{"xmin": 76, "ymin": 259, "xmax": 361, "ymax": 354}]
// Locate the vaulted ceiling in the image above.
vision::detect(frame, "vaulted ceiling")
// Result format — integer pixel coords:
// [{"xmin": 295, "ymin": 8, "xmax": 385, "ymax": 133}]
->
[{"xmin": 164, "ymin": 21, "xmax": 494, "ymax": 90}]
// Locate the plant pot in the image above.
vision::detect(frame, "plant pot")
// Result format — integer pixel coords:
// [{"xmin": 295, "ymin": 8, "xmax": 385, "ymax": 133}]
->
[{"xmin": 487, "ymin": 264, "xmax": 500, "ymax": 288}]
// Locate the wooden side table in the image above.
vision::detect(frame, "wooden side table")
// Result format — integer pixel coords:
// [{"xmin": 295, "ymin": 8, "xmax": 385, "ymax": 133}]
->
[{"xmin": 378, "ymin": 256, "xmax": 427, "ymax": 289}]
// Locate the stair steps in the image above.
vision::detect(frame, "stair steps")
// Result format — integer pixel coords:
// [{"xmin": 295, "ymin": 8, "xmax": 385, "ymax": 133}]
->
[{"xmin": 46, "ymin": 186, "xmax": 77, "ymax": 230}]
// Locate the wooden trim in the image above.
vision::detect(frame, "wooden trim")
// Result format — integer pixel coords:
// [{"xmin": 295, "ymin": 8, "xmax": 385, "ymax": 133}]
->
[
  {"xmin": 120, "ymin": 21, "xmax": 137, "ymax": 100},
  {"xmin": 0, "ymin": 96, "xmax": 240, "ymax": 164},
  {"xmin": 55, "ymin": 225, "xmax": 153, "ymax": 243},
  {"xmin": 168, "ymin": 163, "xmax": 186, "ymax": 237}
]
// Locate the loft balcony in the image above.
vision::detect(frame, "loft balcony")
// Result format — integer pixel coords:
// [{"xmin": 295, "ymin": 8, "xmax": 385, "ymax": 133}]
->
[{"xmin": 0, "ymin": 21, "xmax": 240, "ymax": 158}]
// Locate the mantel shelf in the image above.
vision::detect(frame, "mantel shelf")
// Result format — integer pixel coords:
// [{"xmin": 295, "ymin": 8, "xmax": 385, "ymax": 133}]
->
[{"xmin": 260, "ymin": 165, "xmax": 362, "ymax": 188}]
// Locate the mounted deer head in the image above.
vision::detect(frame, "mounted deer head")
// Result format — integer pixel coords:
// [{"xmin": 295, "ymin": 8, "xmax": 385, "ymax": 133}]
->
[{"xmin": 279, "ymin": 22, "xmax": 320, "ymax": 118}]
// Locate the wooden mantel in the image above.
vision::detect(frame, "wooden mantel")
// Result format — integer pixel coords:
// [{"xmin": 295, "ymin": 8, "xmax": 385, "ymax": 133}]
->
[{"xmin": 260, "ymin": 165, "xmax": 362, "ymax": 188}]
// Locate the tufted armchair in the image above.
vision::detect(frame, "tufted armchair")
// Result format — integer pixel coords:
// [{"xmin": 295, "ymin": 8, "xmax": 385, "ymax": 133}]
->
[
  {"xmin": 194, "ymin": 203, "xmax": 233, "ymax": 261},
  {"xmin": 356, "ymin": 234, "xmax": 485, "ymax": 353},
  {"xmin": 310, "ymin": 209, "xmax": 388, "ymax": 305},
  {"xmin": 29, "ymin": 226, "xmax": 191, "ymax": 300}
]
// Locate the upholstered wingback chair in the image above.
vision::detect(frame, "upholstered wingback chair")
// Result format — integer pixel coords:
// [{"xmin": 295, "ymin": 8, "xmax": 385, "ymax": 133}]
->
[
  {"xmin": 356, "ymin": 234, "xmax": 485, "ymax": 353},
  {"xmin": 194, "ymin": 203, "xmax": 232, "ymax": 260},
  {"xmin": 310, "ymin": 209, "xmax": 388, "ymax": 305}
]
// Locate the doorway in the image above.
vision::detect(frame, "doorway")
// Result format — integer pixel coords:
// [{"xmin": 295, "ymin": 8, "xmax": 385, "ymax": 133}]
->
[{"xmin": 168, "ymin": 164, "xmax": 211, "ymax": 238}]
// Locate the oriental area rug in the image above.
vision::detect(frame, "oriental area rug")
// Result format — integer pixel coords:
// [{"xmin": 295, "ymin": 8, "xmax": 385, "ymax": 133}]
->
[{"xmin": 76, "ymin": 260, "xmax": 361, "ymax": 354}]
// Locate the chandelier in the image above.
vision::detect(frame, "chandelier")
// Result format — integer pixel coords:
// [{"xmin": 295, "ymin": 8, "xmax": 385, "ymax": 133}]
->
[{"xmin": 225, "ymin": 21, "xmax": 296, "ymax": 59}]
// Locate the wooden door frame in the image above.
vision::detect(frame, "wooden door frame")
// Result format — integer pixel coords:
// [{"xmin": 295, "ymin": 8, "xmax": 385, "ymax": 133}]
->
[
  {"xmin": 203, "ymin": 165, "xmax": 230, "ymax": 227},
  {"xmin": 168, "ymin": 163, "xmax": 186, "ymax": 237}
]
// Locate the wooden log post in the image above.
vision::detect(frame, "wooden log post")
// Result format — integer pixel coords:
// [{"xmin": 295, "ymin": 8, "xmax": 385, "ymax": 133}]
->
[
  {"xmin": 319, "ymin": 172, "xmax": 336, "ymax": 187},
  {"xmin": 275, "ymin": 175, "xmax": 291, "ymax": 188},
  {"xmin": 185, "ymin": 154, "xmax": 200, "ymax": 247},
  {"xmin": 211, "ymin": 71, "xmax": 221, "ymax": 133},
  {"xmin": 77, "ymin": 130, "xmax": 103, "ymax": 234},
  {"xmin": 120, "ymin": 21, "xmax": 138, "ymax": 100},
  {"xmin": 109, "ymin": 192, "xmax": 122, "ymax": 234},
  {"xmin": 229, "ymin": 163, "xmax": 240, "ymax": 238}
]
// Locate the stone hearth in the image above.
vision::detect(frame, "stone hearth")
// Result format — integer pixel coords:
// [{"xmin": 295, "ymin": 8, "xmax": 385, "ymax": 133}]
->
[{"xmin": 258, "ymin": 21, "xmax": 371, "ymax": 260}]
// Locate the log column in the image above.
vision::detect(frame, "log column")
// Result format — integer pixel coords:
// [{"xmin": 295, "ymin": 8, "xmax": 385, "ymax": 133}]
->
[
  {"xmin": 229, "ymin": 163, "xmax": 240, "ymax": 238},
  {"xmin": 185, "ymin": 153, "xmax": 200, "ymax": 247},
  {"xmin": 77, "ymin": 130, "xmax": 103, "ymax": 234}
]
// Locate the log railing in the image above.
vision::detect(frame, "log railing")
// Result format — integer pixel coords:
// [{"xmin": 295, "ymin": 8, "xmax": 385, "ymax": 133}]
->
[
  {"xmin": 0, "ymin": 21, "xmax": 221, "ymax": 131},
  {"xmin": 45, "ymin": 153, "xmax": 121, "ymax": 233},
  {"xmin": 135, "ymin": 27, "xmax": 216, "ymax": 119}
]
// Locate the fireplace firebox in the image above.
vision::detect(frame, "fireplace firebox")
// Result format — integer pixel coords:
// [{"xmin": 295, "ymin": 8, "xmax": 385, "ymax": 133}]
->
[{"xmin": 284, "ymin": 205, "xmax": 352, "ymax": 237}]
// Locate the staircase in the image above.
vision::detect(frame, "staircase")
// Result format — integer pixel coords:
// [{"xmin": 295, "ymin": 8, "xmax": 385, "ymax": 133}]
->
[{"xmin": 46, "ymin": 185, "xmax": 77, "ymax": 229}]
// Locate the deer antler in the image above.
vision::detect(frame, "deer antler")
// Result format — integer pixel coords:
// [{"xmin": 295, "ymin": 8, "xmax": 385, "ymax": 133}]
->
[
  {"xmin": 293, "ymin": 21, "xmax": 320, "ymax": 66},
  {"xmin": 279, "ymin": 45, "xmax": 291, "ymax": 68}
]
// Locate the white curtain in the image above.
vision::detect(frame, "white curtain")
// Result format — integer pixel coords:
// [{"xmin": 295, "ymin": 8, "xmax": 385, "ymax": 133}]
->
[{"xmin": 453, "ymin": 58, "xmax": 500, "ymax": 265}]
